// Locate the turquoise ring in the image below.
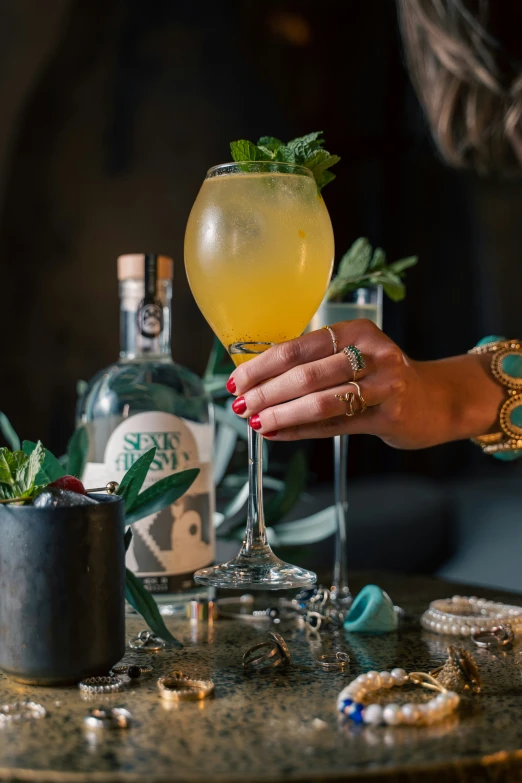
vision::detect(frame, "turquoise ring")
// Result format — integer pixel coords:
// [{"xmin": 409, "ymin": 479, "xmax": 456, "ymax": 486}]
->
[{"xmin": 343, "ymin": 585, "xmax": 399, "ymax": 634}]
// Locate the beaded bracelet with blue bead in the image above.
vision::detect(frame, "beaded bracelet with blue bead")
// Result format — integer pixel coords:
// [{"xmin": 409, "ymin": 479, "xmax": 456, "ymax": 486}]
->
[{"xmin": 469, "ymin": 336, "xmax": 522, "ymax": 460}]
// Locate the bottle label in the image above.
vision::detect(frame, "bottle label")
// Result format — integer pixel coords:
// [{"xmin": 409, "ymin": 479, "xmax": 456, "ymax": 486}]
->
[{"xmin": 83, "ymin": 411, "xmax": 215, "ymax": 592}]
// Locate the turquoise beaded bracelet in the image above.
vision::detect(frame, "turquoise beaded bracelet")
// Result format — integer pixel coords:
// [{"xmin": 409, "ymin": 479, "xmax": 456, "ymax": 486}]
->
[{"xmin": 469, "ymin": 335, "xmax": 522, "ymax": 460}]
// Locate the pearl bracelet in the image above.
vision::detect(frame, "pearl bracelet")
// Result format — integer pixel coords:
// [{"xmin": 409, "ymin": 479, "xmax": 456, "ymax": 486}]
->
[
  {"xmin": 421, "ymin": 595, "xmax": 522, "ymax": 637},
  {"xmin": 337, "ymin": 668, "xmax": 460, "ymax": 727}
]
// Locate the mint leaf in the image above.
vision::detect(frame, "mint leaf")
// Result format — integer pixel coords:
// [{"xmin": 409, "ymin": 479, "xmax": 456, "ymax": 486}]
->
[
  {"xmin": 23, "ymin": 440, "xmax": 65, "ymax": 484},
  {"xmin": 117, "ymin": 447, "xmax": 156, "ymax": 513},
  {"xmin": 125, "ymin": 568, "xmax": 183, "ymax": 648},
  {"xmin": 0, "ymin": 449, "xmax": 14, "ymax": 488},
  {"xmin": 14, "ymin": 441, "xmax": 44, "ymax": 494},
  {"xmin": 287, "ymin": 131, "xmax": 324, "ymax": 147},
  {"xmin": 315, "ymin": 169, "xmax": 336, "ymax": 191},
  {"xmin": 257, "ymin": 136, "xmax": 283, "ymax": 152},
  {"xmin": 230, "ymin": 140, "xmax": 272, "ymax": 162},
  {"xmin": 274, "ymin": 145, "xmax": 297, "ymax": 163},
  {"xmin": 379, "ymin": 271, "xmax": 406, "ymax": 302},
  {"xmin": 337, "ymin": 238, "xmax": 373, "ymax": 279},
  {"xmin": 67, "ymin": 427, "xmax": 88, "ymax": 478},
  {"xmin": 126, "ymin": 468, "xmax": 200, "ymax": 525},
  {"xmin": 368, "ymin": 247, "xmax": 386, "ymax": 271},
  {"xmin": 389, "ymin": 256, "xmax": 418, "ymax": 274},
  {"xmin": 0, "ymin": 413, "xmax": 20, "ymax": 452}
]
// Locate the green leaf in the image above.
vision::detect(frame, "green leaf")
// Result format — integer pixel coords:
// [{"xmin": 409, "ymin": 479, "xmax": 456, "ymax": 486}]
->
[
  {"xmin": 337, "ymin": 238, "xmax": 373, "ymax": 279},
  {"xmin": 124, "ymin": 527, "xmax": 133, "ymax": 552},
  {"xmin": 66, "ymin": 427, "xmax": 88, "ymax": 478},
  {"xmin": 125, "ymin": 568, "xmax": 183, "ymax": 648},
  {"xmin": 117, "ymin": 448, "xmax": 156, "ymax": 513},
  {"xmin": 303, "ymin": 149, "xmax": 340, "ymax": 176},
  {"xmin": 287, "ymin": 131, "xmax": 324, "ymax": 148},
  {"xmin": 314, "ymin": 169, "xmax": 336, "ymax": 192},
  {"xmin": 257, "ymin": 136, "xmax": 283, "ymax": 152},
  {"xmin": 230, "ymin": 140, "xmax": 272, "ymax": 162},
  {"xmin": 368, "ymin": 247, "xmax": 386, "ymax": 271},
  {"xmin": 15, "ymin": 441, "xmax": 44, "ymax": 494},
  {"xmin": 125, "ymin": 468, "xmax": 200, "ymax": 525},
  {"xmin": 23, "ymin": 440, "xmax": 66, "ymax": 484},
  {"xmin": 0, "ymin": 413, "xmax": 20, "ymax": 451},
  {"xmin": 273, "ymin": 145, "xmax": 297, "ymax": 163},
  {"xmin": 380, "ymin": 271, "xmax": 406, "ymax": 302},
  {"xmin": 389, "ymin": 256, "xmax": 418, "ymax": 274},
  {"xmin": 0, "ymin": 449, "xmax": 14, "ymax": 487},
  {"xmin": 256, "ymin": 145, "xmax": 276, "ymax": 159}
]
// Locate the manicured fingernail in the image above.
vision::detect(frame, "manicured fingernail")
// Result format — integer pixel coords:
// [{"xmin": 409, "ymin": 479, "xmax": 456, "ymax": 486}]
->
[
  {"xmin": 264, "ymin": 431, "xmax": 278, "ymax": 437},
  {"xmin": 249, "ymin": 415, "xmax": 262, "ymax": 430},
  {"xmin": 232, "ymin": 396, "xmax": 247, "ymax": 415},
  {"xmin": 226, "ymin": 377, "xmax": 236, "ymax": 394}
]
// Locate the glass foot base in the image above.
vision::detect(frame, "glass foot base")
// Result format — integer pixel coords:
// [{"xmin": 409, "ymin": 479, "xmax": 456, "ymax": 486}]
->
[{"xmin": 194, "ymin": 550, "xmax": 317, "ymax": 590}]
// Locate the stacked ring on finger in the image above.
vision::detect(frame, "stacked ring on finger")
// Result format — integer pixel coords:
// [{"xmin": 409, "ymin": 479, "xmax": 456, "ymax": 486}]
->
[
  {"xmin": 335, "ymin": 381, "xmax": 368, "ymax": 416},
  {"xmin": 343, "ymin": 345, "xmax": 366, "ymax": 381},
  {"xmin": 323, "ymin": 325, "xmax": 338, "ymax": 355}
]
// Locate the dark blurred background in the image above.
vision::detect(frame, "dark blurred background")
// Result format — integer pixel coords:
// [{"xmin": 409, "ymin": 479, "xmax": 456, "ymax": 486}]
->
[{"xmin": 1, "ymin": 0, "xmax": 521, "ymax": 588}]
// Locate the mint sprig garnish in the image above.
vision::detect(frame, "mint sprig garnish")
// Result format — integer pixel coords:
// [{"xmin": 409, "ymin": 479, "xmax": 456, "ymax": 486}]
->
[
  {"xmin": 0, "ymin": 441, "xmax": 45, "ymax": 500},
  {"xmin": 230, "ymin": 131, "xmax": 340, "ymax": 192},
  {"xmin": 326, "ymin": 238, "xmax": 418, "ymax": 303}
]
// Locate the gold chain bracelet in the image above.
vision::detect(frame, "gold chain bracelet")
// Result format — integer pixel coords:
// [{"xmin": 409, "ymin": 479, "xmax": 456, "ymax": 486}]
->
[{"xmin": 469, "ymin": 338, "xmax": 522, "ymax": 456}]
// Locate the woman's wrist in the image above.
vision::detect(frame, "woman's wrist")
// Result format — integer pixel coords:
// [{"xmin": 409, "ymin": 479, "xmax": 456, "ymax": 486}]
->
[{"xmin": 414, "ymin": 353, "xmax": 505, "ymax": 444}]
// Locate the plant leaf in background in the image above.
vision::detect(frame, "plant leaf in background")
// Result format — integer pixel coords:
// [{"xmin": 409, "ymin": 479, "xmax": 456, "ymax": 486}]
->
[
  {"xmin": 0, "ymin": 412, "xmax": 20, "ymax": 451},
  {"xmin": 125, "ymin": 468, "xmax": 200, "ymax": 525},
  {"xmin": 326, "ymin": 237, "xmax": 418, "ymax": 303},
  {"xmin": 264, "ymin": 451, "xmax": 308, "ymax": 525},
  {"xmin": 117, "ymin": 448, "xmax": 156, "ymax": 512},
  {"xmin": 23, "ymin": 440, "xmax": 66, "ymax": 484},
  {"xmin": 66, "ymin": 427, "xmax": 88, "ymax": 478},
  {"xmin": 125, "ymin": 568, "xmax": 182, "ymax": 649}
]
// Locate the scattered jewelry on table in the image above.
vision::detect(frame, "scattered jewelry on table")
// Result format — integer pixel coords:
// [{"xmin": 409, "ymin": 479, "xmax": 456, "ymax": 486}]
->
[
  {"xmin": 242, "ymin": 631, "xmax": 292, "ymax": 671},
  {"xmin": 83, "ymin": 707, "xmax": 132, "ymax": 730},
  {"xmin": 471, "ymin": 623, "xmax": 515, "ymax": 650},
  {"xmin": 111, "ymin": 663, "xmax": 152, "ymax": 679},
  {"xmin": 128, "ymin": 629, "xmax": 167, "ymax": 651},
  {"xmin": 337, "ymin": 668, "xmax": 460, "ymax": 726},
  {"xmin": 430, "ymin": 646, "xmax": 481, "ymax": 695},
  {"xmin": 421, "ymin": 596, "xmax": 522, "ymax": 637},
  {"xmin": 157, "ymin": 671, "xmax": 214, "ymax": 702},
  {"xmin": 78, "ymin": 676, "xmax": 124, "ymax": 694},
  {"xmin": 315, "ymin": 652, "xmax": 350, "ymax": 672},
  {"xmin": 0, "ymin": 702, "xmax": 47, "ymax": 726}
]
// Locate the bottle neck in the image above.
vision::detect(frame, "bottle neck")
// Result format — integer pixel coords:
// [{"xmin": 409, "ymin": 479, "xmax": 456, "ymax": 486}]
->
[{"xmin": 119, "ymin": 279, "xmax": 172, "ymax": 359}]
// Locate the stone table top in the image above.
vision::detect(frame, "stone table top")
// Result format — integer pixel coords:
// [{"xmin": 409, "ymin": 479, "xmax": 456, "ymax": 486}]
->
[{"xmin": 1, "ymin": 571, "xmax": 522, "ymax": 783}]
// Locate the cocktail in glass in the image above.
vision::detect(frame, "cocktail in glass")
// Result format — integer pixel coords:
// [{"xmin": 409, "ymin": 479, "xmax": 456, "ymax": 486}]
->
[{"xmin": 185, "ymin": 161, "xmax": 334, "ymax": 588}]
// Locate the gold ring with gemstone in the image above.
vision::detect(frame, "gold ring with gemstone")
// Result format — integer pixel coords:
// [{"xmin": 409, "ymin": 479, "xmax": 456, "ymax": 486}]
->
[
  {"xmin": 343, "ymin": 345, "xmax": 366, "ymax": 381},
  {"xmin": 242, "ymin": 631, "xmax": 291, "ymax": 671},
  {"xmin": 157, "ymin": 670, "xmax": 215, "ymax": 702},
  {"xmin": 322, "ymin": 325, "xmax": 338, "ymax": 355}
]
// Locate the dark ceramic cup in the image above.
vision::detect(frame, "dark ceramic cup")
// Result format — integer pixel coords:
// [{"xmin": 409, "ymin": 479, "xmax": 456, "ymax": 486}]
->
[{"xmin": 0, "ymin": 494, "xmax": 125, "ymax": 685}]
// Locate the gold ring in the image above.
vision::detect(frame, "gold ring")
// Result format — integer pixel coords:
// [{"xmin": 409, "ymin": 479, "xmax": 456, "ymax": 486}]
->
[
  {"xmin": 157, "ymin": 670, "xmax": 215, "ymax": 702},
  {"xmin": 335, "ymin": 381, "xmax": 367, "ymax": 415},
  {"xmin": 242, "ymin": 632, "xmax": 292, "ymax": 671},
  {"xmin": 322, "ymin": 325, "xmax": 338, "ymax": 355}
]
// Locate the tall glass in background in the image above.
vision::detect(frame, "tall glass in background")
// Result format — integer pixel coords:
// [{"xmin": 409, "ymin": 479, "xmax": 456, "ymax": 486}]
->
[
  {"xmin": 308, "ymin": 287, "xmax": 383, "ymax": 609},
  {"xmin": 185, "ymin": 161, "xmax": 334, "ymax": 588}
]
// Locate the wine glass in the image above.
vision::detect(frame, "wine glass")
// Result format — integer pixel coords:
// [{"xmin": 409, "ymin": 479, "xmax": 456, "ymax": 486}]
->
[{"xmin": 184, "ymin": 161, "xmax": 335, "ymax": 589}]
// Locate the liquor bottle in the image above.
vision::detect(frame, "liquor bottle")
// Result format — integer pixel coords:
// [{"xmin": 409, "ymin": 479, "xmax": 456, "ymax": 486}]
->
[{"xmin": 79, "ymin": 253, "xmax": 215, "ymax": 611}]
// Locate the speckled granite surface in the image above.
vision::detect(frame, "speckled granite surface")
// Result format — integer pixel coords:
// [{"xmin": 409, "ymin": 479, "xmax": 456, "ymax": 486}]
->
[{"xmin": 1, "ymin": 572, "xmax": 522, "ymax": 783}]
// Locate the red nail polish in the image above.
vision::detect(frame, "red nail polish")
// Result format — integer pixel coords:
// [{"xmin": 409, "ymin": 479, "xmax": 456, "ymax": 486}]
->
[
  {"xmin": 226, "ymin": 377, "xmax": 236, "ymax": 394},
  {"xmin": 232, "ymin": 396, "xmax": 247, "ymax": 415},
  {"xmin": 250, "ymin": 415, "xmax": 262, "ymax": 430},
  {"xmin": 264, "ymin": 431, "xmax": 278, "ymax": 437}
]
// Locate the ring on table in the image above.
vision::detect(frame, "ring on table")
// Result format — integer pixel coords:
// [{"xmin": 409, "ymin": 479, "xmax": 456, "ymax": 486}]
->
[
  {"xmin": 111, "ymin": 663, "xmax": 153, "ymax": 678},
  {"xmin": 315, "ymin": 652, "xmax": 350, "ymax": 671},
  {"xmin": 343, "ymin": 346, "xmax": 366, "ymax": 381},
  {"xmin": 78, "ymin": 676, "xmax": 124, "ymax": 694},
  {"xmin": 242, "ymin": 631, "xmax": 291, "ymax": 671},
  {"xmin": 157, "ymin": 670, "xmax": 215, "ymax": 702},
  {"xmin": 430, "ymin": 645, "xmax": 481, "ymax": 695},
  {"xmin": 128, "ymin": 629, "xmax": 167, "ymax": 651},
  {"xmin": 323, "ymin": 325, "xmax": 338, "ymax": 355},
  {"xmin": 84, "ymin": 707, "xmax": 133, "ymax": 730},
  {"xmin": 335, "ymin": 382, "xmax": 367, "ymax": 416},
  {"xmin": 471, "ymin": 624, "xmax": 515, "ymax": 650}
]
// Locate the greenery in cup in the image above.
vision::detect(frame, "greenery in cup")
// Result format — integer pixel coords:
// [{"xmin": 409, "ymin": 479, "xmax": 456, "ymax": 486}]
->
[
  {"xmin": 0, "ymin": 417, "xmax": 195, "ymax": 649},
  {"xmin": 326, "ymin": 237, "xmax": 418, "ymax": 303},
  {"xmin": 230, "ymin": 131, "xmax": 340, "ymax": 192}
]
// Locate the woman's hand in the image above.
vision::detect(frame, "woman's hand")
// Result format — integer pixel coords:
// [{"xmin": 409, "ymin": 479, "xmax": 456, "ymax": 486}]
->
[{"xmin": 225, "ymin": 320, "xmax": 504, "ymax": 449}]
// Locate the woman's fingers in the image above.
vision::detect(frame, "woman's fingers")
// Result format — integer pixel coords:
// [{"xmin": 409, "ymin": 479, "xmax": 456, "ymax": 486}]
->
[
  {"xmin": 232, "ymin": 350, "xmax": 373, "ymax": 418},
  {"xmin": 264, "ymin": 409, "xmax": 381, "ymax": 441},
  {"xmin": 230, "ymin": 319, "xmax": 380, "ymax": 395},
  {"xmin": 247, "ymin": 378, "xmax": 383, "ymax": 434}
]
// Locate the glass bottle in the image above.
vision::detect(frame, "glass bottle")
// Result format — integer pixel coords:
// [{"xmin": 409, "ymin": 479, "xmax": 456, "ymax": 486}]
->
[{"xmin": 79, "ymin": 253, "xmax": 215, "ymax": 612}]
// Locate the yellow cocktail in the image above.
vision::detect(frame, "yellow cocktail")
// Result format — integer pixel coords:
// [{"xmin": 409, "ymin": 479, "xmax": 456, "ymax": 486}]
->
[
  {"xmin": 184, "ymin": 161, "xmax": 334, "ymax": 588},
  {"xmin": 185, "ymin": 164, "xmax": 334, "ymax": 364}
]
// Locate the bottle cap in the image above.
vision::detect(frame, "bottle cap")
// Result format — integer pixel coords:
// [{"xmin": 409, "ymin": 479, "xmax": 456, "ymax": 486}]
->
[{"xmin": 117, "ymin": 254, "xmax": 173, "ymax": 281}]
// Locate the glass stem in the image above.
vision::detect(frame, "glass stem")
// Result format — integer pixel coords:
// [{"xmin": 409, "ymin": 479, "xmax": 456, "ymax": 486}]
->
[
  {"xmin": 243, "ymin": 428, "xmax": 267, "ymax": 552},
  {"xmin": 332, "ymin": 434, "xmax": 351, "ymax": 602}
]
